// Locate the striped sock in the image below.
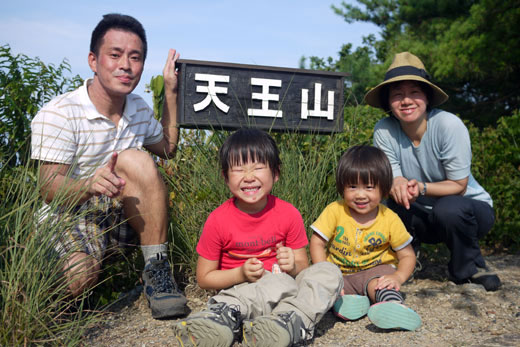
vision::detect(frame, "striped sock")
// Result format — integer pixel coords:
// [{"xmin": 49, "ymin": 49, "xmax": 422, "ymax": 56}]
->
[{"xmin": 375, "ymin": 288, "xmax": 404, "ymax": 303}]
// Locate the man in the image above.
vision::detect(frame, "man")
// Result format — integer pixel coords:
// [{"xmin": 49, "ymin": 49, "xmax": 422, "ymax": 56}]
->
[{"xmin": 30, "ymin": 13, "xmax": 187, "ymax": 319}]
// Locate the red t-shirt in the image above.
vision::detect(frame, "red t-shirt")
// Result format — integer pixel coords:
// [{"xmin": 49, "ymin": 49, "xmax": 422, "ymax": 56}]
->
[{"xmin": 196, "ymin": 195, "xmax": 308, "ymax": 271}]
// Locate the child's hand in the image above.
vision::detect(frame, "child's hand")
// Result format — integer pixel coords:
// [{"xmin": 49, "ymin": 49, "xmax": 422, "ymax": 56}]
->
[
  {"xmin": 375, "ymin": 274, "xmax": 402, "ymax": 291},
  {"xmin": 242, "ymin": 258, "xmax": 265, "ymax": 283},
  {"xmin": 276, "ymin": 242, "xmax": 295, "ymax": 273}
]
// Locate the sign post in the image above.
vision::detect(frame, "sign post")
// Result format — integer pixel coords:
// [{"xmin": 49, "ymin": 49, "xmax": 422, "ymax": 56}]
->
[{"xmin": 177, "ymin": 59, "xmax": 348, "ymax": 134}]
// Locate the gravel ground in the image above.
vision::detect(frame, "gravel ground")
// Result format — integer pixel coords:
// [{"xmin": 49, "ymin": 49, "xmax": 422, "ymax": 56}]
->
[{"xmin": 85, "ymin": 253, "xmax": 520, "ymax": 346}]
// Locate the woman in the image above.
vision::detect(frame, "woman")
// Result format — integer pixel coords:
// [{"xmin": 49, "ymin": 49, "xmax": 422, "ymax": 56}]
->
[{"xmin": 366, "ymin": 52, "xmax": 501, "ymax": 291}]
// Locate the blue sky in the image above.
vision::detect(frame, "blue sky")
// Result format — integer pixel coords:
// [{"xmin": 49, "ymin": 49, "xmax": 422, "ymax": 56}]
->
[{"xmin": 1, "ymin": 0, "xmax": 378, "ymax": 105}]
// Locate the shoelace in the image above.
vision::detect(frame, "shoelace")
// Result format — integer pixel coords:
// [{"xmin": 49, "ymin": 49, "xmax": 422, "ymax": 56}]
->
[
  {"xmin": 300, "ymin": 326, "xmax": 313, "ymax": 346},
  {"xmin": 148, "ymin": 261, "xmax": 176, "ymax": 294},
  {"xmin": 221, "ymin": 304, "xmax": 242, "ymax": 332},
  {"xmin": 227, "ymin": 304, "xmax": 242, "ymax": 333},
  {"xmin": 276, "ymin": 312, "xmax": 313, "ymax": 346}
]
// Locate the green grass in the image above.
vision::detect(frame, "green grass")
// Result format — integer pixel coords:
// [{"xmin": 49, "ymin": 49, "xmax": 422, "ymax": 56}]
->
[{"xmin": 0, "ymin": 159, "xmax": 104, "ymax": 345}]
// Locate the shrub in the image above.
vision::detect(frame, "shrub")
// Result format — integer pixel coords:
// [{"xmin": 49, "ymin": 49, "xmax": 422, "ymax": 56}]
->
[
  {"xmin": 0, "ymin": 44, "xmax": 82, "ymax": 167},
  {"xmin": 468, "ymin": 111, "xmax": 520, "ymax": 250}
]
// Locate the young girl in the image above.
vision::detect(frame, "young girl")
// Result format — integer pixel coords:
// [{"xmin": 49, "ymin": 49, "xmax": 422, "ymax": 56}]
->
[{"xmin": 310, "ymin": 145, "xmax": 421, "ymax": 331}]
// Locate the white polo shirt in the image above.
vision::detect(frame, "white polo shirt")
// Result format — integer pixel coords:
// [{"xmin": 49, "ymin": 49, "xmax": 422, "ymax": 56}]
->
[{"xmin": 31, "ymin": 78, "xmax": 163, "ymax": 179}]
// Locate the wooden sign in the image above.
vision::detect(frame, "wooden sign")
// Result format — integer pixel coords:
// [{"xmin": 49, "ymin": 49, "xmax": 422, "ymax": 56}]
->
[{"xmin": 177, "ymin": 59, "xmax": 347, "ymax": 134}]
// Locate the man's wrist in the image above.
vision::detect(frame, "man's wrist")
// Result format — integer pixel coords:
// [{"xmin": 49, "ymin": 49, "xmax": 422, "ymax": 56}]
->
[{"xmin": 164, "ymin": 87, "xmax": 178, "ymax": 96}]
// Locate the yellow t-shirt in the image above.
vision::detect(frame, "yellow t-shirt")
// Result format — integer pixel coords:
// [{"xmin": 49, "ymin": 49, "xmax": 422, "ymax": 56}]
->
[{"xmin": 311, "ymin": 201, "xmax": 412, "ymax": 275}]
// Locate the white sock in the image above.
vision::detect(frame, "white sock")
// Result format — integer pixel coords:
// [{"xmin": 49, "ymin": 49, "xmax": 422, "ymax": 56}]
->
[{"xmin": 141, "ymin": 243, "xmax": 168, "ymax": 265}]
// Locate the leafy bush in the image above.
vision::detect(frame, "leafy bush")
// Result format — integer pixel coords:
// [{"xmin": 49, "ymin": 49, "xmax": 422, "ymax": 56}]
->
[
  {"xmin": 468, "ymin": 111, "xmax": 520, "ymax": 249},
  {"xmin": 0, "ymin": 44, "xmax": 82, "ymax": 167}
]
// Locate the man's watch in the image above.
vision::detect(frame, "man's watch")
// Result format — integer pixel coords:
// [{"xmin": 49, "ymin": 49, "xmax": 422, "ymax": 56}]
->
[{"xmin": 420, "ymin": 182, "xmax": 427, "ymax": 196}]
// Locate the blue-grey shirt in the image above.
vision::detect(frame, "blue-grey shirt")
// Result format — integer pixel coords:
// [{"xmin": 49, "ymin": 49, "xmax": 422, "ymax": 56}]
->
[{"xmin": 373, "ymin": 109, "xmax": 492, "ymax": 207}]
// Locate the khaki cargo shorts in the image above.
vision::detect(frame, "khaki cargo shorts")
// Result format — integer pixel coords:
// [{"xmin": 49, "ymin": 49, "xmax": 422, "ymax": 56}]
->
[{"xmin": 44, "ymin": 195, "xmax": 137, "ymax": 262}]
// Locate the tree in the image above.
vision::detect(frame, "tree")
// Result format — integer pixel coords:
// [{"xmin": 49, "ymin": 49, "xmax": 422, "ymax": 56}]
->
[
  {"xmin": 311, "ymin": 0, "xmax": 520, "ymax": 126},
  {"xmin": 0, "ymin": 45, "xmax": 83, "ymax": 166}
]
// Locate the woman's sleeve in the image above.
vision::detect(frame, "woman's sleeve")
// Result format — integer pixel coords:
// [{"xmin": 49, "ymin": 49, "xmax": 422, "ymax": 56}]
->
[
  {"xmin": 373, "ymin": 119, "xmax": 403, "ymax": 178},
  {"xmin": 436, "ymin": 115, "xmax": 472, "ymax": 180}
]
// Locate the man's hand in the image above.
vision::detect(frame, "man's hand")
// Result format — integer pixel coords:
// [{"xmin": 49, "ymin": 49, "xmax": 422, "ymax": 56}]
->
[
  {"xmin": 276, "ymin": 242, "xmax": 296, "ymax": 274},
  {"xmin": 241, "ymin": 258, "xmax": 265, "ymax": 283},
  {"xmin": 163, "ymin": 49, "xmax": 180, "ymax": 93},
  {"xmin": 145, "ymin": 49, "xmax": 180, "ymax": 159},
  {"xmin": 86, "ymin": 152, "xmax": 125, "ymax": 198}
]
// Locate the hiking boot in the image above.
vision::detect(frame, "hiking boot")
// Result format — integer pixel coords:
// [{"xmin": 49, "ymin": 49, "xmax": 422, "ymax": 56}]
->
[
  {"xmin": 142, "ymin": 256, "xmax": 187, "ymax": 319},
  {"xmin": 367, "ymin": 301, "xmax": 421, "ymax": 331},
  {"xmin": 450, "ymin": 266, "xmax": 502, "ymax": 292},
  {"xmin": 470, "ymin": 266, "xmax": 502, "ymax": 291},
  {"xmin": 173, "ymin": 302, "xmax": 242, "ymax": 347},
  {"xmin": 333, "ymin": 294, "xmax": 370, "ymax": 320},
  {"xmin": 242, "ymin": 311, "xmax": 309, "ymax": 347}
]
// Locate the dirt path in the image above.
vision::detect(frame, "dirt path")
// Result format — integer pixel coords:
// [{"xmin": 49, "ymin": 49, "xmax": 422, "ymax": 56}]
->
[{"xmin": 85, "ymin": 254, "xmax": 520, "ymax": 346}]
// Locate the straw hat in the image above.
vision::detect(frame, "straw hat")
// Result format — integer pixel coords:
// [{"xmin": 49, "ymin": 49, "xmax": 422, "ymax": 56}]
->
[{"xmin": 364, "ymin": 52, "xmax": 448, "ymax": 109}]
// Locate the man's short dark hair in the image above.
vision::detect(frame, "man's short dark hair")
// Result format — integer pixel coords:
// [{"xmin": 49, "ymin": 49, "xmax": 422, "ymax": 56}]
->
[
  {"xmin": 219, "ymin": 128, "xmax": 281, "ymax": 180},
  {"xmin": 90, "ymin": 13, "xmax": 147, "ymax": 61},
  {"xmin": 336, "ymin": 145, "xmax": 393, "ymax": 198}
]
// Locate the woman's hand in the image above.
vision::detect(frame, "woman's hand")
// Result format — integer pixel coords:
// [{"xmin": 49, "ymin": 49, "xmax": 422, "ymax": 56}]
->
[
  {"xmin": 407, "ymin": 179, "xmax": 421, "ymax": 200},
  {"xmin": 390, "ymin": 176, "xmax": 416, "ymax": 209}
]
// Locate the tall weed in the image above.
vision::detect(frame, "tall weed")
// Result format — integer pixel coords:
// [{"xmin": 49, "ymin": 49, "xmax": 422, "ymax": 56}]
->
[{"xmin": 0, "ymin": 157, "xmax": 102, "ymax": 345}]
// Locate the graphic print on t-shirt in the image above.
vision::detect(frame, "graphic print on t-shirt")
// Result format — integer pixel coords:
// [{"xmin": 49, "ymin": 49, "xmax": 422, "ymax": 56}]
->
[
  {"xmin": 228, "ymin": 247, "xmax": 273, "ymax": 259},
  {"xmin": 330, "ymin": 227, "xmax": 388, "ymax": 272},
  {"xmin": 228, "ymin": 235, "xmax": 278, "ymax": 259}
]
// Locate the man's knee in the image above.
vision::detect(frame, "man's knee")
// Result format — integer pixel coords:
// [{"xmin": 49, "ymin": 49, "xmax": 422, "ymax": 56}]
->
[
  {"xmin": 117, "ymin": 149, "xmax": 156, "ymax": 172},
  {"xmin": 116, "ymin": 149, "xmax": 162, "ymax": 184},
  {"xmin": 64, "ymin": 252, "xmax": 101, "ymax": 297}
]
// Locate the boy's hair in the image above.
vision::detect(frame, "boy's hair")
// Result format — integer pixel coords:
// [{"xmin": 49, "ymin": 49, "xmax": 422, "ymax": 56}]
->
[
  {"xmin": 219, "ymin": 128, "xmax": 281, "ymax": 180},
  {"xmin": 90, "ymin": 13, "xmax": 148, "ymax": 61},
  {"xmin": 336, "ymin": 145, "xmax": 393, "ymax": 198}
]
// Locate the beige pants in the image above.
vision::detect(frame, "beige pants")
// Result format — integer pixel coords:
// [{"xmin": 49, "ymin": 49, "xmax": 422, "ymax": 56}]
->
[{"xmin": 209, "ymin": 261, "xmax": 343, "ymax": 330}]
